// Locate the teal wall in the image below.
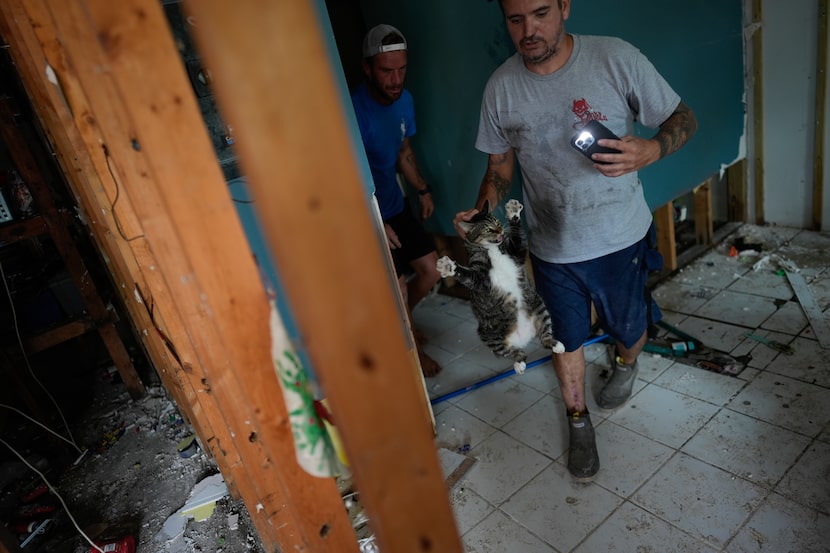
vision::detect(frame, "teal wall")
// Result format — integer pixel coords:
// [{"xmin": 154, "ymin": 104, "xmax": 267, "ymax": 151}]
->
[{"xmin": 354, "ymin": 0, "xmax": 745, "ymax": 234}]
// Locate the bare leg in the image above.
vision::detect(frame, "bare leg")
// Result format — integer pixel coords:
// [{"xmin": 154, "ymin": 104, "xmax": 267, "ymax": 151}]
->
[
  {"xmin": 406, "ymin": 251, "xmax": 441, "ymax": 312},
  {"xmin": 597, "ymin": 328, "xmax": 646, "ymax": 410},
  {"xmin": 399, "ymin": 271, "xmax": 442, "ymax": 377},
  {"xmin": 554, "ymin": 345, "xmax": 599, "ymax": 480},
  {"xmin": 616, "ymin": 329, "xmax": 648, "ymax": 364},
  {"xmin": 552, "ymin": 346, "xmax": 587, "ymax": 413}
]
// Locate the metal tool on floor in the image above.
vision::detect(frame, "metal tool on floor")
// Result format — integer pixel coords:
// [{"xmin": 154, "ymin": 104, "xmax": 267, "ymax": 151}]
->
[
  {"xmin": 743, "ymin": 332, "xmax": 795, "ymax": 355},
  {"xmin": 638, "ymin": 320, "xmax": 750, "ymax": 376}
]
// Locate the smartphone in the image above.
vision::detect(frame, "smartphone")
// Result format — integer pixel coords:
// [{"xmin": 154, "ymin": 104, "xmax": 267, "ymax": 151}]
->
[{"xmin": 570, "ymin": 120, "xmax": 621, "ymax": 164}]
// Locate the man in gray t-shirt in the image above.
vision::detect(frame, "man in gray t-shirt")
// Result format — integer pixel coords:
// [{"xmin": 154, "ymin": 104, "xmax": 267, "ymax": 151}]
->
[{"xmin": 454, "ymin": 0, "xmax": 697, "ymax": 481}]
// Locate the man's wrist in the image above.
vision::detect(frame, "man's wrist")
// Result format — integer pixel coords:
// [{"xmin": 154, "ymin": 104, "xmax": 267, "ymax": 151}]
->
[{"xmin": 417, "ymin": 185, "xmax": 431, "ymax": 196}]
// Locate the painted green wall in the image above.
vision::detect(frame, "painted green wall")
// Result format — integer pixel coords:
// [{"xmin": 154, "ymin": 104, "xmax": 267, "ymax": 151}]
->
[{"xmin": 355, "ymin": 0, "xmax": 745, "ymax": 235}]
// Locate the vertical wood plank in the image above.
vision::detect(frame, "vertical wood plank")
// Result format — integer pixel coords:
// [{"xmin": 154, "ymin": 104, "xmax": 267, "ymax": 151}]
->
[
  {"xmin": 693, "ymin": 179, "xmax": 713, "ymax": 245},
  {"xmin": 654, "ymin": 203, "xmax": 678, "ymax": 272},
  {"xmin": 752, "ymin": 0, "xmax": 765, "ymax": 224},
  {"xmin": 726, "ymin": 159, "xmax": 748, "ymax": 222},
  {"xmin": 0, "ymin": 97, "xmax": 146, "ymax": 399},
  {"xmin": 48, "ymin": 0, "xmax": 357, "ymax": 549},
  {"xmin": 0, "ymin": 0, "xmax": 215, "ymax": 477},
  {"xmin": 182, "ymin": 1, "xmax": 463, "ymax": 552},
  {"xmin": 814, "ymin": 0, "xmax": 827, "ymax": 230}
]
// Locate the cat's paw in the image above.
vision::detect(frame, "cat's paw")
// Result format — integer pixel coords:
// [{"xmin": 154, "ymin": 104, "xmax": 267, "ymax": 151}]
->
[
  {"xmin": 551, "ymin": 341, "xmax": 566, "ymax": 354},
  {"xmin": 437, "ymin": 256, "xmax": 457, "ymax": 278},
  {"xmin": 513, "ymin": 360, "xmax": 527, "ymax": 375},
  {"xmin": 505, "ymin": 199, "xmax": 523, "ymax": 221}
]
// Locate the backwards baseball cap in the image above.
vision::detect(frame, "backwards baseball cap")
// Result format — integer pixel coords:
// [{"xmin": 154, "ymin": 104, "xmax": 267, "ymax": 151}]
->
[{"xmin": 362, "ymin": 24, "xmax": 407, "ymax": 58}]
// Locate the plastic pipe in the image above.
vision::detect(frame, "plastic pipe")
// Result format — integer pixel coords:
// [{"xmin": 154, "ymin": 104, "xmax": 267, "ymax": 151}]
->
[{"xmin": 429, "ymin": 334, "xmax": 609, "ymax": 406}]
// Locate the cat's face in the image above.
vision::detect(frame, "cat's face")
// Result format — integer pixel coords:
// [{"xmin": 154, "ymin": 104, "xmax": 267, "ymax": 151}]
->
[{"xmin": 459, "ymin": 202, "xmax": 504, "ymax": 246}]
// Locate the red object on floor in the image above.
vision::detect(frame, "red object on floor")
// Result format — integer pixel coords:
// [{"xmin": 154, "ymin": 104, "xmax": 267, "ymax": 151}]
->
[
  {"xmin": 20, "ymin": 483, "xmax": 48, "ymax": 503},
  {"xmin": 90, "ymin": 535, "xmax": 135, "ymax": 553}
]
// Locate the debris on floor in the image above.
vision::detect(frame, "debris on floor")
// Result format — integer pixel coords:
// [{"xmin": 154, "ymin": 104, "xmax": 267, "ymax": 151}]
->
[{"xmin": 0, "ymin": 369, "xmax": 264, "ymax": 553}]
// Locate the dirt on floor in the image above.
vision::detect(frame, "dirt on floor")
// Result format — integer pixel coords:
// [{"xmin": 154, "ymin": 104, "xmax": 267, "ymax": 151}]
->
[{"xmin": 0, "ymin": 366, "xmax": 264, "ymax": 553}]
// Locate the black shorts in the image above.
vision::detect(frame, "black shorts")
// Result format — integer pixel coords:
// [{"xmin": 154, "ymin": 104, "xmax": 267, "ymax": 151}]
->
[{"xmin": 385, "ymin": 207, "xmax": 436, "ymax": 277}]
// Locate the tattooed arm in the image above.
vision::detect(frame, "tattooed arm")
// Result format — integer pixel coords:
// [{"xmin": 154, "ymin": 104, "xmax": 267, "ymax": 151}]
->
[
  {"xmin": 477, "ymin": 150, "xmax": 515, "ymax": 209},
  {"xmin": 397, "ymin": 137, "xmax": 434, "ymax": 219},
  {"xmin": 593, "ymin": 101, "xmax": 698, "ymax": 178},
  {"xmin": 654, "ymin": 102, "xmax": 698, "ymax": 159},
  {"xmin": 453, "ymin": 149, "xmax": 515, "ymax": 237}
]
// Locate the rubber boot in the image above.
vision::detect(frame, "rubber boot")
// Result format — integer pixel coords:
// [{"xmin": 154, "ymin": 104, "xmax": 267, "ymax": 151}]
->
[
  {"xmin": 567, "ymin": 410, "xmax": 599, "ymax": 481},
  {"xmin": 597, "ymin": 357, "xmax": 639, "ymax": 409}
]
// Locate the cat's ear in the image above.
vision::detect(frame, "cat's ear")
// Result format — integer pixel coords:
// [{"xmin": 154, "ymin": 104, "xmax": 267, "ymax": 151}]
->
[
  {"xmin": 458, "ymin": 220, "xmax": 474, "ymax": 234},
  {"xmin": 480, "ymin": 200, "xmax": 491, "ymax": 216}
]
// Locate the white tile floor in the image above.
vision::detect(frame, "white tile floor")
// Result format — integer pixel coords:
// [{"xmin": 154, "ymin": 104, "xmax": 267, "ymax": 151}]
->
[{"xmin": 413, "ymin": 224, "xmax": 830, "ymax": 553}]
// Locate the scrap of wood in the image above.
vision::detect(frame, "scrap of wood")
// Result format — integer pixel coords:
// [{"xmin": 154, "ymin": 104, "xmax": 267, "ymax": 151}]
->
[{"xmin": 786, "ymin": 271, "xmax": 830, "ymax": 349}]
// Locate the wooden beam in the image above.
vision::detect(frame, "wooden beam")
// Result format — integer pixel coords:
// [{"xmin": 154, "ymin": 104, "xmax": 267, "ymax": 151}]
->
[
  {"xmin": 25, "ymin": 318, "xmax": 94, "ymax": 353},
  {"xmin": 693, "ymin": 178, "xmax": 713, "ymax": 245},
  {"xmin": 726, "ymin": 159, "xmax": 748, "ymax": 222},
  {"xmin": 654, "ymin": 203, "xmax": 678, "ymax": 272},
  {"xmin": 0, "ymin": 96, "xmax": 146, "ymax": 400},
  {"xmin": 36, "ymin": 0, "xmax": 356, "ymax": 549},
  {"xmin": 0, "ymin": 0, "xmax": 216, "ymax": 433},
  {"xmin": 183, "ymin": 1, "xmax": 462, "ymax": 552},
  {"xmin": 814, "ymin": 0, "xmax": 828, "ymax": 230},
  {"xmin": 752, "ymin": 0, "xmax": 765, "ymax": 224}
]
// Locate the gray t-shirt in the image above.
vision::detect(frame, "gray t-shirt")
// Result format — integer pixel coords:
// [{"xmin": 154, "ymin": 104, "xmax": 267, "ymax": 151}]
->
[{"xmin": 476, "ymin": 34, "xmax": 680, "ymax": 263}]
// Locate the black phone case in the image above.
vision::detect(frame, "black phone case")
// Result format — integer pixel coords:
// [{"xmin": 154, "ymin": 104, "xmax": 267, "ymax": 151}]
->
[{"xmin": 570, "ymin": 120, "xmax": 621, "ymax": 164}]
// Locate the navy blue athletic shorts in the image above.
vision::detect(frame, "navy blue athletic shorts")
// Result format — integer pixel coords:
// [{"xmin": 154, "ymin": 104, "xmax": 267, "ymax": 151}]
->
[
  {"xmin": 384, "ymin": 207, "xmax": 436, "ymax": 277},
  {"xmin": 531, "ymin": 228, "xmax": 662, "ymax": 351}
]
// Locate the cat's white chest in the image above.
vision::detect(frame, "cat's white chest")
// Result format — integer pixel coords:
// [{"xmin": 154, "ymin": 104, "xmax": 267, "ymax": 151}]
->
[
  {"xmin": 487, "ymin": 248, "xmax": 535, "ymax": 346},
  {"xmin": 487, "ymin": 248, "xmax": 522, "ymax": 298}
]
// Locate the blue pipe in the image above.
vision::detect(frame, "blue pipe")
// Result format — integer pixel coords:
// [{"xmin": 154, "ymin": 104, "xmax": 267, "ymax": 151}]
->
[{"xmin": 429, "ymin": 334, "xmax": 609, "ymax": 406}]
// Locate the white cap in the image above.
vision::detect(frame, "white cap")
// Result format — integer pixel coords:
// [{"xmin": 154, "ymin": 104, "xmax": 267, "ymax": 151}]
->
[{"xmin": 362, "ymin": 24, "xmax": 407, "ymax": 58}]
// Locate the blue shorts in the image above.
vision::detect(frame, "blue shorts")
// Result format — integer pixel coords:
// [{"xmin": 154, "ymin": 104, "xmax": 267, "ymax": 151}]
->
[{"xmin": 531, "ymin": 229, "xmax": 662, "ymax": 351}]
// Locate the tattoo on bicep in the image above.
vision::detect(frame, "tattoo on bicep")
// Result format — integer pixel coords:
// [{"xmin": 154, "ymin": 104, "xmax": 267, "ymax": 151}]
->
[{"xmin": 657, "ymin": 102, "xmax": 698, "ymax": 159}]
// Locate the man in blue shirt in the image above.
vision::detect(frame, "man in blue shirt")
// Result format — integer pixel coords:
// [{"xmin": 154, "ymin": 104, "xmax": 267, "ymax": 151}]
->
[{"xmin": 352, "ymin": 24, "xmax": 442, "ymax": 376}]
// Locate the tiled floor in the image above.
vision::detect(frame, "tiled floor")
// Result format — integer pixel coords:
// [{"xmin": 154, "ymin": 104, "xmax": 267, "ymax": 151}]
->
[{"xmin": 413, "ymin": 224, "xmax": 830, "ymax": 553}]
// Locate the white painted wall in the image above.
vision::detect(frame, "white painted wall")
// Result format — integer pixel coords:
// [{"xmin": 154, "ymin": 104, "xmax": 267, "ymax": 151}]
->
[{"xmin": 749, "ymin": 0, "xmax": 825, "ymax": 228}]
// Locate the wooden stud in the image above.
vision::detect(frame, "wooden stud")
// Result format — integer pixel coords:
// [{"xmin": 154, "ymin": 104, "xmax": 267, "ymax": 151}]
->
[
  {"xmin": 654, "ymin": 203, "xmax": 678, "ymax": 272},
  {"xmin": 752, "ymin": 0, "xmax": 765, "ymax": 224},
  {"xmin": 726, "ymin": 159, "xmax": 748, "ymax": 222},
  {"xmin": 693, "ymin": 178, "xmax": 713, "ymax": 245},
  {"xmin": 0, "ymin": 97, "xmax": 147, "ymax": 399},
  {"xmin": 46, "ymin": 0, "xmax": 356, "ymax": 549},
  {"xmin": 183, "ymin": 1, "xmax": 463, "ymax": 552}
]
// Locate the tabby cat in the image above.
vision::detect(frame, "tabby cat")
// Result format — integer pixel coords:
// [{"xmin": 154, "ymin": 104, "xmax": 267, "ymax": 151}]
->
[{"xmin": 437, "ymin": 199, "xmax": 565, "ymax": 374}]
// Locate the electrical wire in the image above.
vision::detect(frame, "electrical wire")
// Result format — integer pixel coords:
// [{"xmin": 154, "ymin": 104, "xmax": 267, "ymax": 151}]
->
[
  {"xmin": 102, "ymin": 144, "xmax": 145, "ymax": 243},
  {"xmin": 0, "ymin": 403, "xmax": 82, "ymax": 454},
  {"xmin": 0, "ymin": 257, "xmax": 80, "ymax": 450},
  {"xmin": 0, "ymin": 438, "xmax": 104, "ymax": 553}
]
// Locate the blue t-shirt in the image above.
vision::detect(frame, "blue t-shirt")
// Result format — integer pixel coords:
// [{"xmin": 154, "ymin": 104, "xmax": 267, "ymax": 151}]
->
[{"xmin": 351, "ymin": 82, "xmax": 416, "ymax": 220}]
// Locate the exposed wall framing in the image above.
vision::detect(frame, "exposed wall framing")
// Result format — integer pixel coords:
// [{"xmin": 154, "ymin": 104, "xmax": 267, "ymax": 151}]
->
[{"xmin": 0, "ymin": 1, "xmax": 462, "ymax": 551}]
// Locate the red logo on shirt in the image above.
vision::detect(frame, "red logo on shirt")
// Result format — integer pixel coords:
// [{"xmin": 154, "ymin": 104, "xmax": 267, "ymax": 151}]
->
[{"xmin": 572, "ymin": 98, "xmax": 608, "ymax": 129}]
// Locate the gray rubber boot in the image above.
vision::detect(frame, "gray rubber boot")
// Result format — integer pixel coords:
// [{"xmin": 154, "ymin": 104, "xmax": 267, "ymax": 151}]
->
[
  {"xmin": 597, "ymin": 357, "xmax": 639, "ymax": 409},
  {"xmin": 567, "ymin": 411, "xmax": 599, "ymax": 481}
]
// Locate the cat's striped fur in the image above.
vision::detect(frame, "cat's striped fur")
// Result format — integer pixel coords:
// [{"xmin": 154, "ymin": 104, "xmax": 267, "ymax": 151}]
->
[{"xmin": 438, "ymin": 199, "xmax": 564, "ymax": 374}]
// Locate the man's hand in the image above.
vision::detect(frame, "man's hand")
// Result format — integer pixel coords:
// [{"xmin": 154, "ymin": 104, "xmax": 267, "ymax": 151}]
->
[
  {"xmin": 592, "ymin": 102, "xmax": 697, "ymax": 178},
  {"xmin": 453, "ymin": 208, "xmax": 479, "ymax": 239},
  {"xmin": 419, "ymin": 193, "xmax": 435, "ymax": 219},
  {"xmin": 384, "ymin": 223, "xmax": 401, "ymax": 249},
  {"xmin": 590, "ymin": 135, "xmax": 661, "ymax": 178}
]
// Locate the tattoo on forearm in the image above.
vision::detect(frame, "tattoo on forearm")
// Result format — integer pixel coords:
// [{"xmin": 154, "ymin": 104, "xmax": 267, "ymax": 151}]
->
[
  {"xmin": 656, "ymin": 102, "xmax": 698, "ymax": 159},
  {"xmin": 485, "ymin": 152, "xmax": 513, "ymax": 201}
]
